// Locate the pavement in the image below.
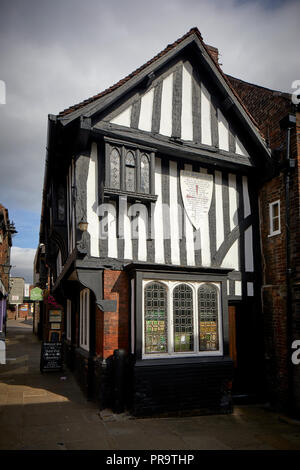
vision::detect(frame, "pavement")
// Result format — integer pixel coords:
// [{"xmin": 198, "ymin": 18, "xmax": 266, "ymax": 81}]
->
[{"xmin": 0, "ymin": 318, "xmax": 300, "ymax": 450}]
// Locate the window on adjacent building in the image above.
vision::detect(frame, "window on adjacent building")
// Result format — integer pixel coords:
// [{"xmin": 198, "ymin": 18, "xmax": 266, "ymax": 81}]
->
[
  {"xmin": 80, "ymin": 289, "xmax": 90, "ymax": 351},
  {"xmin": 66, "ymin": 299, "xmax": 71, "ymax": 341},
  {"xmin": 269, "ymin": 200, "xmax": 281, "ymax": 236},
  {"xmin": 143, "ymin": 280, "xmax": 222, "ymax": 358}
]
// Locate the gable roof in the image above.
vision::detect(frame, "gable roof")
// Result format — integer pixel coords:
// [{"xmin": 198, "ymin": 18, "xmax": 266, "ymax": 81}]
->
[{"xmin": 58, "ymin": 27, "xmax": 260, "ymax": 134}]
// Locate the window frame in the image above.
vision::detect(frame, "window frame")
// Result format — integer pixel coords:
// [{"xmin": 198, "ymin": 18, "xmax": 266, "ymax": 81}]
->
[
  {"xmin": 142, "ymin": 279, "xmax": 223, "ymax": 359},
  {"xmin": 269, "ymin": 200, "xmax": 281, "ymax": 237},
  {"xmin": 104, "ymin": 137, "xmax": 157, "ymax": 202},
  {"xmin": 79, "ymin": 288, "xmax": 90, "ymax": 351}
]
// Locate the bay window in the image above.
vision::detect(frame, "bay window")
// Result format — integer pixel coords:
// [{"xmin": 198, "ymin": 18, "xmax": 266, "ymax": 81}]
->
[{"xmin": 143, "ymin": 280, "xmax": 223, "ymax": 358}]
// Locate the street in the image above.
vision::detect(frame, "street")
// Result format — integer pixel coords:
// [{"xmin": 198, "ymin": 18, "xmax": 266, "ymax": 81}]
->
[{"xmin": 0, "ymin": 319, "xmax": 299, "ymax": 451}]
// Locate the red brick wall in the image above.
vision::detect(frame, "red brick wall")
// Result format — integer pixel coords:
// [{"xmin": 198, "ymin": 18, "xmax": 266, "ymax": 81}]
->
[
  {"xmin": 96, "ymin": 270, "xmax": 129, "ymax": 359},
  {"xmin": 229, "ymin": 76, "xmax": 300, "ymax": 410}
]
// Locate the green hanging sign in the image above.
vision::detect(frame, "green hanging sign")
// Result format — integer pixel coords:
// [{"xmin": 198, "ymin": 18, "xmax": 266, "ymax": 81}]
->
[{"xmin": 30, "ymin": 287, "xmax": 43, "ymax": 301}]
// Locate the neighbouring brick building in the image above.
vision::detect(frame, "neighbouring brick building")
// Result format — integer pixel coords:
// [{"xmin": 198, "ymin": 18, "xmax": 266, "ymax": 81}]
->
[
  {"xmin": 227, "ymin": 76, "xmax": 300, "ymax": 416},
  {"xmin": 0, "ymin": 204, "xmax": 16, "ymax": 363},
  {"xmin": 36, "ymin": 27, "xmax": 300, "ymax": 417}
]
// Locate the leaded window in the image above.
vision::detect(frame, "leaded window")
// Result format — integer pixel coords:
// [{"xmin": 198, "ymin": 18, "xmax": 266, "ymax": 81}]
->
[
  {"xmin": 125, "ymin": 151, "xmax": 136, "ymax": 192},
  {"xmin": 198, "ymin": 284, "xmax": 218, "ymax": 351},
  {"xmin": 173, "ymin": 284, "xmax": 194, "ymax": 352},
  {"xmin": 110, "ymin": 148, "xmax": 121, "ymax": 189},
  {"xmin": 140, "ymin": 154, "xmax": 150, "ymax": 194},
  {"xmin": 105, "ymin": 139, "xmax": 155, "ymax": 197},
  {"xmin": 143, "ymin": 280, "xmax": 222, "ymax": 358},
  {"xmin": 144, "ymin": 282, "xmax": 168, "ymax": 354}
]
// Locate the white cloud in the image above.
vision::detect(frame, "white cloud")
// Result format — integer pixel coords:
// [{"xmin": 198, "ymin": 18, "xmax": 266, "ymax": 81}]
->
[{"xmin": 10, "ymin": 247, "xmax": 36, "ymax": 284}]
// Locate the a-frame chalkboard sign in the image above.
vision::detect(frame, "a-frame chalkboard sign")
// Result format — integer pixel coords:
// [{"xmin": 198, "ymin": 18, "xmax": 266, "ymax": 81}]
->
[{"xmin": 40, "ymin": 342, "xmax": 63, "ymax": 373}]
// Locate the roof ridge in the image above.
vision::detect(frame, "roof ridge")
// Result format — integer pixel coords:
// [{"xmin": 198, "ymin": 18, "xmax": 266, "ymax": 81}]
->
[
  {"xmin": 58, "ymin": 27, "xmax": 202, "ymax": 117},
  {"xmin": 57, "ymin": 26, "xmax": 262, "ymax": 136},
  {"xmin": 226, "ymin": 74, "xmax": 291, "ymax": 98}
]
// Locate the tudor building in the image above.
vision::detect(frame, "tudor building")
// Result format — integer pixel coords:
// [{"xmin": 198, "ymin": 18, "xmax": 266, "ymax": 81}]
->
[{"xmin": 38, "ymin": 28, "xmax": 287, "ymax": 416}]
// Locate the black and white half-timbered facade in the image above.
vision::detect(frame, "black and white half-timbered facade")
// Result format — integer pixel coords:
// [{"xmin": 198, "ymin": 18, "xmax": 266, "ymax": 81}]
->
[{"xmin": 39, "ymin": 28, "xmax": 273, "ymax": 415}]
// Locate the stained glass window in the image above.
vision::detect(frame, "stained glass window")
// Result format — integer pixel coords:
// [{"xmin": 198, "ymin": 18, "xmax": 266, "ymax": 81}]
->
[
  {"xmin": 198, "ymin": 284, "xmax": 218, "ymax": 351},
  {"xmin": 144, "ymin": 282, "xmax": 168, "ymax": 354},
  {"xmin": 173, "ymin": 284, "xmax": 194, "ymax": 352},
  {"xmin": 140, "ymin": 154, "xmax": 150, "ymax": 194},
  {"xmin": 125, "ymin": 151, "xmax": 136, "ymax": 192},
  {"xmin": 110, "ymin": 148, "xmax": 121, "ymax": 189}
]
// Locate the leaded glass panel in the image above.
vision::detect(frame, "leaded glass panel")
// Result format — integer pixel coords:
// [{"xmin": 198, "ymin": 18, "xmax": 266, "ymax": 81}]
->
[
  {"xmin": 110, "ymin": 148, "xmax": 120, "ymax": 189},
  {"xmin": 125, "ymin": 151, "xmax": 136, "ymax": 192},
  {"xmin": 140, "ymin": 154, "xmax": 150, "ymax": 194},
  {"xmin": 198, "ymin": 284, "xmax": 218, "ymax": 351},
  {"xmin": 144, "ymin": 282, "xmax": 168, "ymax": 354},
  {"xmin": 173, "ymin": 284, "xmax": 194, "ymax": 352}
]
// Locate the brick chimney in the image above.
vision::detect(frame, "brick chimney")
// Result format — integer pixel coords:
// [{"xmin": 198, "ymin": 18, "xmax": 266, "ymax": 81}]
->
[{"xmin": 205, "ymin": 44, "xmax": 219, "ymax": 65}]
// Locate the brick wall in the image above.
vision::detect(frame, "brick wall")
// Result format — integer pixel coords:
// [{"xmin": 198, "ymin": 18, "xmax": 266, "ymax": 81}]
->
[
  {"xmin": 97, "ymin": 270, "xmax": 129, "ymax": 359},
  {"xmin": 229, "ymin": 76, "xmax": 300, "ymax": 412}
]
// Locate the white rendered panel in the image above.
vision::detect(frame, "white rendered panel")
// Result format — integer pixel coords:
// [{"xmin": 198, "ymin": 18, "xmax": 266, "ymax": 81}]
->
[
  {"xmin": 87, "ymin": 143, "xmax": 99, "ymax": 257},
  {"xmin": 107, "ymin": 201, "xmax": 118, "ymax": 259},
  {"xmin": 247, "ymin": 282, "xmax": 254, "ymax": 296},
  {"xmin": 236, "ymin": 136, "xmax": 248, "ymax": 156},
  {"xmin": 245, "ymin": 225, "xmax": 254, "ymax": 272},
  {"xmin": 235, "ymin": 281, "xmax": 242, "ymax": 296},
  {"xmin": 154, "ymin": 158, "xmax": 164, "ymax": 263},
  {"xmin": 184, "ymin": 163, "xmax": 195, "ymax": 266},
  {"xmin": 123, "ymin": 202, "xmax": 133, "ymax": 260},
  {"xmin": 159, "ymin": 73, "xmax": 173, "ymax": 137},
  {"xmin": 110, "ymin": 106, "xmax": 132, "ymax": 127},
  {"xmin": 221, "ymin": 239, "xmax": 239, "ymax": 270},
  {"xmin": 181, "ymin": 65, "xmax": 193, "ymax": 141},
  {"xmin": 201, "ymin": 83, "xmax": 212, "ymax": 146},
  {"xmin": 199, "ymin": 167, "xmax": 210, "ymax": 266},
  {"xmin": 218, "ymin": 109, "xmax": 229, "ymax": 151},
  {"xmin": 215, "ymin": 170, "xmax": 224, "ymax": 250},
  {"xmin": 242, "ymin": 175, "xmax": 251, "ymax": 218},
  {"xmin": 138, "ymin": 88, "xmax": 154, "ymax": 132},
  {"xmin": 138, "ymin": 205, "xmax": 148, "ymax": 261},
  {"xmin": 169, "ymin": 161, "xmax": 181, "ymax": 265},
  {"xmin": 228, "ymin": 173, "xmax": 238, "ymax": 231}
]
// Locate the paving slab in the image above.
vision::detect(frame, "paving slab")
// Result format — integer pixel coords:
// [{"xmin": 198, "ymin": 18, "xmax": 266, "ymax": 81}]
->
[{"xmin": 1, "ymin": 318, "xmax": 300, "ymax": 451}]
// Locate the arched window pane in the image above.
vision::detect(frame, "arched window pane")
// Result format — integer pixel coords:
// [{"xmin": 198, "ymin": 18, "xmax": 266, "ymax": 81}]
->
[
  {"xmin": 110, "ymin": 148, "xmax": 120, "ymax": 189},
  {"xmin": 144, "ymin": 282, "xmax": 167, "ymax": 354},
  {"xmin": 198, "ymin": 284, "xmax": 218, "ymax": 351},
  {"xmin": 173, "ymin": 284, "xmax": 193, "ymax": 352},
  {"xmin": 125, "ymin": 151, "xmax": 136, "ymax": 192},
  {"xmin": 140, "ymin": 154, "xmax": 150, "ymax": 193}
]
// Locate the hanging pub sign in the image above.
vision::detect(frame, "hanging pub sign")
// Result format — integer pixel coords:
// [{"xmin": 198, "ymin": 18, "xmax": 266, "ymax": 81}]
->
[
  {"xmin": 30, "ymin": 287, "xmax": 44, "ymax": 301},
  {"xmin": 180, "ymin": 170, "xmax": 213, "ymax": 229},
  {"xmin": 40, "ymin": 341, "xmax": 63, "ymax": 373}
]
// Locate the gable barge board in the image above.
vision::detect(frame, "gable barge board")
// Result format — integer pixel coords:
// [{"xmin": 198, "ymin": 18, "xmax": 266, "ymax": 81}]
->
[
  {"xmin": 59, "ymin": 37, "xmax": 199, "ymax": 127},
  {"xmin": 58, "ymin": 34, "xmax": 271, "ymax": 169}
]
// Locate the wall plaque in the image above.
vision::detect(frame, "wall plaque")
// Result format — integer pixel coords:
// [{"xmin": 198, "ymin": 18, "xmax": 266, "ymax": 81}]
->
[{"xmin": 180, "ymin": 170, "xmax": 213, "ymax": 229}]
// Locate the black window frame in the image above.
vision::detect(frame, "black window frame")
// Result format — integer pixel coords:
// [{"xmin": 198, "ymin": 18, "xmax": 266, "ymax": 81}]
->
[{"xmin": 104, "ymin": 137, "xmax": 157, "ymax": 203}]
